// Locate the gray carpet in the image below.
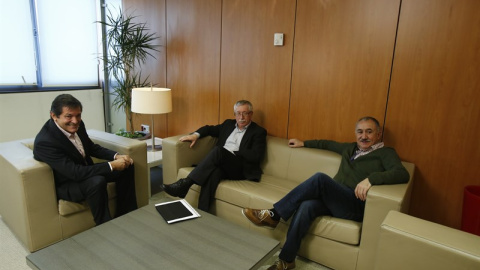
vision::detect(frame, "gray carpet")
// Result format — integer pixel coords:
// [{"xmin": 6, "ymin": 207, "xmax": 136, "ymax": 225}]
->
[
  {"xmin": 150, "ymin": 165, "xmax": 164, "ymax": 195},
  {"xmin": 0, "ymin": 216, "xmax": 30, "ymax": 270}
]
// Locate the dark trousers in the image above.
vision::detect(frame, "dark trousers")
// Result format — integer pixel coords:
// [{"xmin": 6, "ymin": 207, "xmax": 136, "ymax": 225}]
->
[
  {"xmin": 71, "ymin": 165, "xmax": 137, "ymax": 225},
  {"xmin": 188, "ymin": 146, "xmax": 245, "ymax": 211},
  {"xmin": 273, "ymin": 172, "xmax": 365, "ymax": 262}
]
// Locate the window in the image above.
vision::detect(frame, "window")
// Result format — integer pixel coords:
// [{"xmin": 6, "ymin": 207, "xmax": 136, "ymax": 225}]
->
[{"xmin": 0, "ymin": 0, "xmax": 100, "ymax": 92}]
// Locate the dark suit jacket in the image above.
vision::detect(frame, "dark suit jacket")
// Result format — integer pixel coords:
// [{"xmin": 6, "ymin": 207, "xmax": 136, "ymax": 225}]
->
[
  {"xmin": 33, "ymin": 119, "xmax": 117, "ymax": 201},
  {"xmin": 195, "ymin": 119, "xmax": 267, "ymax": 180}
]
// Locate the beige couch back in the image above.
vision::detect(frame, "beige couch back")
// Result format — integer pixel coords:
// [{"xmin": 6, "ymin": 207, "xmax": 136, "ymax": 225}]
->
[{"xmin": 261, "ymin": 136, "xmax": 342, "ymax": 185}]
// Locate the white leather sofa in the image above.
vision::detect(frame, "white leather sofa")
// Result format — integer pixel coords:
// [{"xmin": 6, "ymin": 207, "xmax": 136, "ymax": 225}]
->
[
  {"xmin": 0, "ymin": 130, "xmax": 149, "ymax": 252},
  {"xmin": 162, "ymin": 135, "xmax": 415, "ymax": 270}
]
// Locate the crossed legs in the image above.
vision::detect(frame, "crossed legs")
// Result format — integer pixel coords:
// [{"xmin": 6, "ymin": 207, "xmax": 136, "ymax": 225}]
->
[{"xmin": 244, "ymin": 172, "xmax": 365, "ymax": 263}]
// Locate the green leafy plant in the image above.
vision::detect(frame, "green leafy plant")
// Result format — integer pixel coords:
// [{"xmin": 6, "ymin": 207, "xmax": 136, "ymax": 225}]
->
[
  {"xmin": 114, "ymin": 128, "xmax": 146, "ymax": 139},
  {"xmin": 98, "ymin": 8, "xmax": 160, "ymax": 136}
]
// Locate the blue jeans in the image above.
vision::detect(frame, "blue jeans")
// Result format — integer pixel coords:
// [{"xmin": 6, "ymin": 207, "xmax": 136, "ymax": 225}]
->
[{"xmin": 273, "ymin": 173, "xmax": 365, "ymax": 262}]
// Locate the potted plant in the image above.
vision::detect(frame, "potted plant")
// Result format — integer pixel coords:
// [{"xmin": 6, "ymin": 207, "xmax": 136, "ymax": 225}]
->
[{"xmin": 98, "ymin": 8, "xmax": 160, "ymax": 138}]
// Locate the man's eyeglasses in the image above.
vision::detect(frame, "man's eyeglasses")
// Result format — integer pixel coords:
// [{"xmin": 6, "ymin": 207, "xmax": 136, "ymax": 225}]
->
[{"xmin": 234, "ymin": 111, "xmax": 252, "ymax": 117}]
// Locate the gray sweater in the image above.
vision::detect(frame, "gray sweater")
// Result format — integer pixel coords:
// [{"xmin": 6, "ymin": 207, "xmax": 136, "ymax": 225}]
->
[{"xmin": 304, "ymin": 140, "xmax": 410, "ymax": 189}]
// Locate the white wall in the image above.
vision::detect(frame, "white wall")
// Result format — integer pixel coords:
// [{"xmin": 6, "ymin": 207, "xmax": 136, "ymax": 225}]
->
[{"xmin": 0, "ymin": 89, "xmax": 106, "ymax": 142}]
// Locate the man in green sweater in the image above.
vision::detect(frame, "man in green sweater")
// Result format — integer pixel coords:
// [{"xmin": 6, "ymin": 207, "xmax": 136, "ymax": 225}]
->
[{"xmin": 242, "ymin": 116, "xmax": 410, "ymax": 270}]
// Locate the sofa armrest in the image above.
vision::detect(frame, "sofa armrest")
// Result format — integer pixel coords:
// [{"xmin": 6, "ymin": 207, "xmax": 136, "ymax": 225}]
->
[
  {"xmin": 87, "ymin": 129, "xmax": 149, "ymax": 207},
  {"xmin": 356, "ymin": 161, "xmax": 415, "ymax": 270},
  {"xmin": 162, "ymin": 135, "xmax": 218, "ymax": 185},
  {"xmin": 374, "ymin": 211, "xmax": 480, "ymax": 270}
]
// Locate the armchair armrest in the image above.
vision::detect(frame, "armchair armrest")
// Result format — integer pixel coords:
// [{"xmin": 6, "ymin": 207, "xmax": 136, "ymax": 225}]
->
[
  {"xmin": 0, "ymin": 138, "xmax": 61, "ymax": 251},
  {"xmin": 87, "ymin": 129, "xmax": 148, "ymax": 207},
  {"xmin": 375, "ymin": 211, "xmax": 480, "ymax": 270},
  {"xmin": 162, "ymin": 135, "xmax": 217, "ymax": 185}
]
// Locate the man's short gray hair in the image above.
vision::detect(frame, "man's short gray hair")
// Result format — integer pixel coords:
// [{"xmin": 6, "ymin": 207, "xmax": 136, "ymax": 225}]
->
[
  {"xmin": 234, "ymin": 100, "xmax": 253, "ymax": 112},
  {"xmin": 357, "ymin": 116, "xmax": 381, "ymax": 131}
]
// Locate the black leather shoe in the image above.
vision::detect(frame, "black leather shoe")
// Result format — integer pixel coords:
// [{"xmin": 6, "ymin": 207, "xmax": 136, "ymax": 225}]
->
[{"xmin": 162, "ymin": 178, "xmax": 194, "ymax": 198}]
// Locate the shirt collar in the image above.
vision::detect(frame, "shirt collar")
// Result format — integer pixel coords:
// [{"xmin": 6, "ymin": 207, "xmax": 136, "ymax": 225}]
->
[
  {"xmin": 358, "ymin": 142, "xmax": 384, "ymax": 152},
  {"xmin": 54, "ymin": 120, "xmax": 76, "ymax": 139},
  {"xmin": 235, "ymin": 122, "xmax": 250, "ymax": 132},
  {"xmin": 351, "ymin": 142, "xmax": 384, "ymax": 161}
]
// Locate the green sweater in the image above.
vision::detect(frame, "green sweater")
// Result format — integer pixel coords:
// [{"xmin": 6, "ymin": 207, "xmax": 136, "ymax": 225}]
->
[{"xmin": 304, "ymin": 140, "xmax": 410, "ymax": 189}]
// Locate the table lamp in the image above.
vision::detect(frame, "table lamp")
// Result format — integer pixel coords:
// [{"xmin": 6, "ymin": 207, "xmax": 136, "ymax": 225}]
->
[{"xmin": 131, "ymin": 87, "xmax": 172, "ymax": 151}]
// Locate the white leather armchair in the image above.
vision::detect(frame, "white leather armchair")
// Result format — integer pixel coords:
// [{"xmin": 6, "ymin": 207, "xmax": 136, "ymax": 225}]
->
[{"xmin": 0, "ymin": 130, "xmax": 149, "ymax": 252}]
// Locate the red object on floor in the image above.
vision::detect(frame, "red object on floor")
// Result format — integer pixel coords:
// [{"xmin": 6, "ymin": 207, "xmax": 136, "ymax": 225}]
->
[{"xmin": 461, "ymin": 185, "xmax": 480, "ymax": 236}]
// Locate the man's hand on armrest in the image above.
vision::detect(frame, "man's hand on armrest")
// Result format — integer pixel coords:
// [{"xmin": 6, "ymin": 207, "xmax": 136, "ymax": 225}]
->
[
  {"xmin": 179, "ymin": 133, "xmax": 200, "ymax": 148},
  {"xmin": 355, "ymin": 178, "xmax": 372, "ymax": 201}
]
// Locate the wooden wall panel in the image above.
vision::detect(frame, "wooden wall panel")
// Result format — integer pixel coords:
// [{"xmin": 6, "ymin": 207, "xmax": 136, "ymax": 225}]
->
[
  {"xmin": 289, "ymin": 0, "xmax": 400, "ymax": 142},
  {"xmin": 385, "ymin": 0, "xmax": 480, "ymax": 228},
  {"xmin": 124, "ymin": 0, "xmax": 169, "ymax": 138},
  {"xmin": 124, "ymin": 0, "xmax": 480, "ymax": 228},
  {"xmin": 220, "ymin": 0, "xmax": 296, "ymax": 137},
  {"xmin": 165, "ymin": 0, "xmax": 222, "ymax": 136}
]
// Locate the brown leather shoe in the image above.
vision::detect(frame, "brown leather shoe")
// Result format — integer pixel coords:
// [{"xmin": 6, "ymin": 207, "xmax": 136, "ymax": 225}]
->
[
  {"xmin": 267, "ymin": 259, "xmax": 296, "ymax": 270},
  {"xmin": 242, "ymin": 208, "xmax": 279, "ymax": 229}
]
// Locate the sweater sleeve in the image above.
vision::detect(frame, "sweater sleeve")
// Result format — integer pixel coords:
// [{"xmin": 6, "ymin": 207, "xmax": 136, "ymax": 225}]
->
[
  {"xmin": 367, "ymin": 147, "xmax": 410, "ymax": 185},
  {"xmin": 304, "ymin": 140, "xmax": 351, "ymax": 155}
]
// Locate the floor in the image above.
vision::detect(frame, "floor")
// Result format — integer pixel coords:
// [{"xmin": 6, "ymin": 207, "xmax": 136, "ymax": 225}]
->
[{"xmin": 150, "ymin": 165, "xmax": 164, "ymax": 195}]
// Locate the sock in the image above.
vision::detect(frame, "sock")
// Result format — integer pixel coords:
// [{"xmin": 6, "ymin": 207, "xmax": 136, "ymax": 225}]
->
[{"xmin": 269, "ymin": 208, "xmax": 280, "ymax": 221}]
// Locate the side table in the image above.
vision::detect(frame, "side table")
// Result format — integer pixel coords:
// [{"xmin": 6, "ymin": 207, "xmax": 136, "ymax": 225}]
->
[{"xmin": 145, "ymin": 137, "xmax": 163, "ymax": 197}]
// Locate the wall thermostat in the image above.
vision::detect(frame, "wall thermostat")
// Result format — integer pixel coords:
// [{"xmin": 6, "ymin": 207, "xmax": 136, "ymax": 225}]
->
[{"xmin": 274, "ymin": 33, "xmax": 284, "ymax": 46}]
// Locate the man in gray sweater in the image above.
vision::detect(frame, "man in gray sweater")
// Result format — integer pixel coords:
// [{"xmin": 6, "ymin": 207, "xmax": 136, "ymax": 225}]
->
[{"xmin": 242, "ymin": 116, "xmax": 409, "ymax": 270}]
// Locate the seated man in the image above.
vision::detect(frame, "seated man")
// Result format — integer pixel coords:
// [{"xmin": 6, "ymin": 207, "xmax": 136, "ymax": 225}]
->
[
  {"xmin": 242, "ymin": 116, "xmax": 410, "ymax": 270},
  {"xmin": 33, "ymin": 94, "xmax": 138, "ymax": 225},
  {"xmin": 163, "ymin": 100, "xmax": 267, "ymax": 211}
]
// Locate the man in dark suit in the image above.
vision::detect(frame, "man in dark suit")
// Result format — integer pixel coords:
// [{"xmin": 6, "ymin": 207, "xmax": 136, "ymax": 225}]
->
[
  {"xmin": 33, "ymin": 94, "xmax": 137, "ymax": 225},
  {"xmin": 163, "ymin": 100, "xmax": 267, "ymax": 211}
]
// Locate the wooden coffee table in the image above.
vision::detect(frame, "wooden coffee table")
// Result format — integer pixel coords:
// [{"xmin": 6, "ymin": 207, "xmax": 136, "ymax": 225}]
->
[{"xmin": 26, "ymin": 200, "xmax": 280, "ymax": 270}]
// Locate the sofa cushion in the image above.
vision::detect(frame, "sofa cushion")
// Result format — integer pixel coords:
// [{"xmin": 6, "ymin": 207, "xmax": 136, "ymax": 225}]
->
[
  {"xmin": 179, "ymin": 167, "xmax": 361, "ymax": 245},
  {"xmin": 309, "ymin": 216, "xmax": 361, "ymax": 245},
  {"xmin": 58, "ymin": 200, "xmax": 89, "ymax": 216},
  {"xmin": 58, "ymin": 182, "xmax": 117, "ymax": 216}
]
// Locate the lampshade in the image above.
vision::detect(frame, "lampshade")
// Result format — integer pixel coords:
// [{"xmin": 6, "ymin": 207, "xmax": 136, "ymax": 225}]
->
[{"xmin": 131, "ymin": 87, "xmax": 172, "ymax": 114}]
